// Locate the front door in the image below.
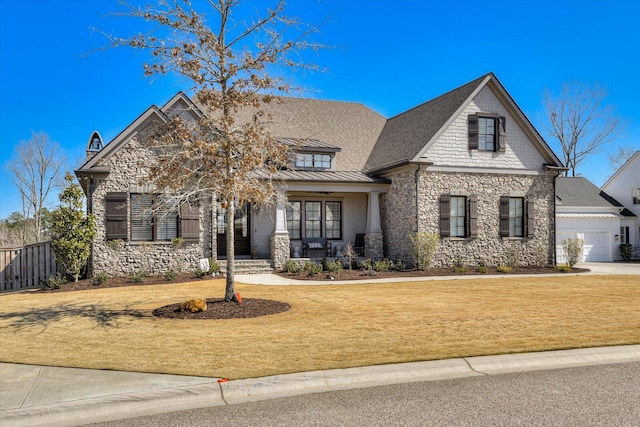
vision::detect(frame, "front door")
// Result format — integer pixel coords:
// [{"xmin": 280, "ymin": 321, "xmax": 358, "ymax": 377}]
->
[{"xmin": 216, "ymin": 203, "xmax": 251, "ymax": 256}]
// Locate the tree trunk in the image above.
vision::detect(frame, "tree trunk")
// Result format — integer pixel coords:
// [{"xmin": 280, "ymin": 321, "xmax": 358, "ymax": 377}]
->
[{"xmin": 224, "ymin": 200, "xmax": 237, "ymax": 302}]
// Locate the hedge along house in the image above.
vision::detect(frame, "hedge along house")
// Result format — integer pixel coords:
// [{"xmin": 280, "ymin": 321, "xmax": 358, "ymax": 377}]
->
[{"xmin": 75, "ymin": 73, "xmax": 564, "ymax": 277}]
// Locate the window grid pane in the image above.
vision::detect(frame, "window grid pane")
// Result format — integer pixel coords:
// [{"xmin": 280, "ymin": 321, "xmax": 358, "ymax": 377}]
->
[
  {"xmin": 325, "ymin": 202, "xmax": 341, "ymax": 239},
  {"xmin": 305, "ymin": 202, "xmax": 321, "ymax": 238},
  {"xmin": 479, "ymin": 117, "xmax": 495, "ymax": 151},
  {"xmin": 131, "ymin": 194, "xmax": 153, "ymax": 241},
  {"xmin": 450, "ymin": 196, "xmax": 466, "ymax": 237},
  {"xmin": 286, "ymin": 202, "xmax": 301, "ymax": 240},
  {"xmin": 509, "ymin": 198, "xmax": 524, "ymax": 237}
]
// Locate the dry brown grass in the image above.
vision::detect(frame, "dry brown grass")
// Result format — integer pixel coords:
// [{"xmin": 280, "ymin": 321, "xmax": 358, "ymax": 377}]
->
[{"xmin": 1, "ymin": 275, "xmax": 638, "ymax": 379}]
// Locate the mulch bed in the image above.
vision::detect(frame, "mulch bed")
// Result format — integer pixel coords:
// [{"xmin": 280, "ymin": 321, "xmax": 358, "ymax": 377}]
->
[
  {"xmin": 276, "ymin": 266, "xmax": 590, "ymax": 281},
  {"xmin": 153, "ymin": 298, "xmax": 291, "ymax": 319}
]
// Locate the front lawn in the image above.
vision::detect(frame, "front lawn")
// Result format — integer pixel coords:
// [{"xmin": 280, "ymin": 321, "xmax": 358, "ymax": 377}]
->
[{"xmin": 0, "ymin": 275, "xmax": 638, "ymax": 379}]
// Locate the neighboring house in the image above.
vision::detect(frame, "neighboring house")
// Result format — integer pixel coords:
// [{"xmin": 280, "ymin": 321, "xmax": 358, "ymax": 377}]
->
[
  {"xmin": 555, "ymin": 177, "xmax": 630, "ymax": 262},
  {"xmin": 601, "ymin": 151, "xmax": 640, "ymax": 255},
  {"xmin": 75, "ymin": 73, "xmax": 564, "ymax": 277}
]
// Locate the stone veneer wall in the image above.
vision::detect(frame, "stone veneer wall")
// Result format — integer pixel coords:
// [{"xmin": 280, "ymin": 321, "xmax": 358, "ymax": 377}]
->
[
  {"xmin": 381, "ymin": 170, "xmax": 418, "ymax": 263},
  {"xmin": 384, "ymin": 170, "xmax": 556, "ymax": 268},
  {"xmin": 90, "ymin": 137, "xmax": 212, "ymax": 277}
]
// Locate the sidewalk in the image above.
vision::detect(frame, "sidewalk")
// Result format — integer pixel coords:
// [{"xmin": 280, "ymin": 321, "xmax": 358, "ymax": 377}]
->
[{"xmin": 2, "ymin": 345, "xmax": 639, "ymax": 427}]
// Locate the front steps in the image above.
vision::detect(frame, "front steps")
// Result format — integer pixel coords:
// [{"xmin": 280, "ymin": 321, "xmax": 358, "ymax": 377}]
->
[{"xmin": 217, "ymin": 259, "xmax": 274, "ymax": 275}]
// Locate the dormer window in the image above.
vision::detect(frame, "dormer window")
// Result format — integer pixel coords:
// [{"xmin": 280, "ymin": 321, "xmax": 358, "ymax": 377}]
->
[{"xmin": 295, "ymin": 153, "xmax": 332, "ymax": 169}]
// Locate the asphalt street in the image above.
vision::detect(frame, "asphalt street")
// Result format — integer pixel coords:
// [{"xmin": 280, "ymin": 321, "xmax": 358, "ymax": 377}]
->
[{"xmin": 90, "ymin": 361, "xmax": 640, "ymax": 427}]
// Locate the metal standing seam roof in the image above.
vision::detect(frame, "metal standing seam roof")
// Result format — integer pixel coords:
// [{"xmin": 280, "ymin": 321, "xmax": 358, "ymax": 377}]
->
[{"xmin": 253, "ymin": 170, "xmax": 389, "ymax": 183}]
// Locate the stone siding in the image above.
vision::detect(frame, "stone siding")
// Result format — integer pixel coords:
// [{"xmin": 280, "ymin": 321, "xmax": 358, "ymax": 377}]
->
[
  {"xmin": 381, "ymin": 170, "xmax": 417, "ymax": 263},
  {"xmin": 385, "ymin": 170, "xmax": 555, "ymax": 267},
  {"xmin": 90, "ymin": 137, "xmax": 211, "ymax": 277}
]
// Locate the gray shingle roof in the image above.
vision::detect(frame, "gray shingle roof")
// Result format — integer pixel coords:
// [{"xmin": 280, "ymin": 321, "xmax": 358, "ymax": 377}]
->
[
  {"xmin": 556, "ymin": 177, "xmax": 624, "ymax": 209},
  {"xmin": 363, "ymin": 74, "xmax": 489, "ymax": 174}
]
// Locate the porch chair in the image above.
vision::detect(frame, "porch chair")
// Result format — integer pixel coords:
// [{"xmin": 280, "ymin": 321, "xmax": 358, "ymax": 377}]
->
[{"xmin": 353, "ymin": 233, "xmax": 365, "ymax": 256}]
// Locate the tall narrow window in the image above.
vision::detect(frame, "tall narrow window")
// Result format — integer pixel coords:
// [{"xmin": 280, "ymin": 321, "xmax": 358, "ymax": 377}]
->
[
  {"xmin": 325, "ymin": 201, "xmax": 342, "ymax": 239},
  {"xmin": 450, "ymin": 196, "xmax": 466, "ymax": 237},
  {"xmin": 478, "ymin": 117, "xmax": 495, "ymax": 151},
  {"xmin": 286, "ymin": 201, "xmax": 301, "ymax": 240},
  {"xmin": 131, "ymin": 194, "xmax": 153, "ymax": 241},
  {"xmin": 509, "ymin": 197, "xmax": 524, "ymax": 237},
  {"xmin": 305, "ymin": 201, "xmax": 321, "ymax": 238}
]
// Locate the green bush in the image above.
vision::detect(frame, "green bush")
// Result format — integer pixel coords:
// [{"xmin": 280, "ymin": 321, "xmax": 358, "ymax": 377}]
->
[
  {"xmin": 393, "ymin": 259, "xmax": 407, "ymax": 271},
  {"xmin": 193, "ymin": 268, "xmax": 208, "ymax": 279},
  {"xmin": 410, "ymin": 231, "xmax": 439, "ymax": 270},
  {"xmin": 304, "ymin": 261, "xmax": 322, "ymax": 276},
  {"xmin": 164, "ymin": 270, "xmax": 177, "ymax": 281},
  {"xmin": 556, "ymin": 265, "xmax": 572, "ymax": 273},
  {"xmin": 42, "ymin": 273, "xmax": 67, "ymax": 289},
  {"xmin": 208, "ymin": 259, "xmax": 220, "ymax": 274},
  {"xmin": 620, "ymin": 243, "xmax": 633, "ymax": 261},
  {"xmin": 477, "ymin": 266, "xmax": 488, "ymax": 274},
  {"xmin": 453, "ymin": 265, "xmax": 469, "ymax": 273},
  {"xmin": 325, "ymin": 259, "xmax": 343, "ymax": 274},
  {"xmin": 129, "ymin": 271, "xmax": 148, "ymax": 283},
  {"xmin": 496, "ymin": 265, "xmax": 513, "ymax": 273},
  {"xmin": 91, "ymin": 273, "xmax": 108, "ymax": 286},
  {"xmin": 373, "ymin": 259, "xmax": 394, "ymax": 272},
  {"xmin": 282, "ymin": 259, "xmax": 301, "ymax": 274}
]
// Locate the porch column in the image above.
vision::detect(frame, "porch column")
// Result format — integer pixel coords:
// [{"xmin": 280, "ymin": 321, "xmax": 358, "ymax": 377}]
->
[
  {"xmin": 365, "ymin": 191, "xmax": 384, "ymax": 259},
  {"xmin": 270, "ymin": 188, "xmax": 290, "ymax": 269}
]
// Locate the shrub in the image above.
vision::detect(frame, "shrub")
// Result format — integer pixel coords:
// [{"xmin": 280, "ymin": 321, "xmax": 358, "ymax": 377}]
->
[
  {"xmin": 282, "ymin": 259, "xmax": 301, "ymax": 274},
  {"xmin": 556, "ymin": 265, "xmax": 572, "ymax": 273},
  {"xmin": 561, "ymin": 238, "xmax": 584, "ymax": 268},
  {"xmin": 410, "ymin": 232, "xmax": 439, "ymax": 270},
  {"xmin": 129, "ymin": 271, "xmax": 147, "ymax": 283},
  {"xmin": 620, "ymin": 243, "xmax": 633, "ymax": 261},
  {"xmin": 304, "ymin": 261, "xmax": 322, "ymax": 276},
  {"xmin": 42, "ymin": 273, "xmax": 67, "ymax": 289},
  {"xmin": 325, "ymin": 259, "xmax": 343, "ymax": 274},
  {"xmin": 164, "ymin": 270, "xmax": 176, "ymax": 281},
  {"xmin": 91, "ymin": 273, "xmax": 108, "ymax": 286},
  {"xmin": 373, "ymin": 259, "xmax": 394, "ymax": 272},
  {"xmin": 360, "ymin": 258, "xmax": 376, "ymax": 275},
  {"xmin": 477, "ymin": 266, "xmax": 488, "ymax": 274},
  {"xmin": 208, "ymin": 259, "xmax": 220, "ymax": 274},
  {"xmin": 193, "ymin": 268, "xmax": 208, "ymax": 279},
  {"xmin": 341, "ymin": 243, "xmax": 358, "ymax": 270},
  {"xmin": 506, "ymin": 247, "xmax": 519, "ymax": 268},
  {"xmin": 453, "ymin": 265, "xmax": 469, "ymax": 273},
  {"xmin": 496, "ymin": 265, "xmax": 513, "ymax": 273},
  {"xmin": 393, "ymin": 259, "xmax": 407, "ymax": 271}
]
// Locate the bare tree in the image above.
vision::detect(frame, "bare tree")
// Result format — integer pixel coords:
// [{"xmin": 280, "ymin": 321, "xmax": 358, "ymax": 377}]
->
[
  {"xmin": 110, "ymin": 0, "xmax": 322, "ymax": 301},
  {"xmin": 607, "ymin": 145, "xmax": 638, "ymax": 173},
  {"xmin": 543, "ymin": 82, "xmax": 620, "ymax": 177},
  {"xmin": 8, "ymin": 132, "xmax": 64, "ymax": 245}
]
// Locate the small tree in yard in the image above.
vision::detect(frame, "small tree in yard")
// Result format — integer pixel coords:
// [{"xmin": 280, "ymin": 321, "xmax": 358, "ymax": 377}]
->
[
  {"xmin": 561, "ymin": 238, "xmax": 584, "ymax": 268},
  {"xmin": 109, "ymin": 0, "xmax": 322, "ymax": 302},
  {"xmin": 50, "ymin": 173, "xmax": 96, "ymax": 282},
  {"xmin": 411, "ymin": 232, "xmax": 439, "ymax": 270}
]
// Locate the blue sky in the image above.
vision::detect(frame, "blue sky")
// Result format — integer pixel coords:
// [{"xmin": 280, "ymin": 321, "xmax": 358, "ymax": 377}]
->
[{"xmin": 1, "ymin": 0, "xmax": 639, "ymax": 219}]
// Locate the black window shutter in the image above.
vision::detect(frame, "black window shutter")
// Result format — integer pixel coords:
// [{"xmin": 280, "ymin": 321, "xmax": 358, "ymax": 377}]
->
[
  {"xmin": 469, "ymin": 195, "xmax": 478, "ymax": 238},
  {"xmin": 499, "ymin": 196, "xmax": 510, "ymax": 237},
  {"xmin": 440, "ymin": 195, "xmax": 450, "ymax": 238},
  {"xmin": 180, "ymin": 202, "xmax": 200, "ymax": 241},
  {"xmin": 527, "ymin": 199, "xmax": 535, "ymax": 238},
  {"xmin": 497, "ymin": 116, "xmax": 506, "ymax": 152},
  {"xmin": 468, "ymin": 114, "xmax": 479, "ymax": 150},
  {"xmin": 105, "ymin": 192, "xmax": 128, "ymax": 240}
]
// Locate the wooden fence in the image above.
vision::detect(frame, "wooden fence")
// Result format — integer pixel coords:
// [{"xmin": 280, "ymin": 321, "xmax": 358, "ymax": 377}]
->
[{"xmin": 0, "ymin": 241, "xmax": 57, "ymax": 291}]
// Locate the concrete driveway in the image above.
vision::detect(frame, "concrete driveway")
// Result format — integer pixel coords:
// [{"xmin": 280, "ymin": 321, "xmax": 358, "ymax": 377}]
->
[{"xmin": 578, "ymin": 261, "xmax": 640, "ymax": 275}]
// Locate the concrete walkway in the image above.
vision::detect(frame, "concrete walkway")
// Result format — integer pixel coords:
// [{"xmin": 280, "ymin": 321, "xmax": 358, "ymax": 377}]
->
[
  {"xmin": 235, "ymin": 261, "xmax": 640, "ymax": 285},
  {"xmin": 2, "ymin": 345, "xmax": 639, "ymax": 427}
]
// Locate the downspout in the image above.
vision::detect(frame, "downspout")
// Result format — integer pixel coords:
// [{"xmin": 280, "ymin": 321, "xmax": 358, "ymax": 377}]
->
[
  {"xmin": 211, "ymin": 193, "xmax": 216, "ymax": 261},
  {"xmin": 415, "ymin": 165, "xmax": 421, "ymax": 233}
]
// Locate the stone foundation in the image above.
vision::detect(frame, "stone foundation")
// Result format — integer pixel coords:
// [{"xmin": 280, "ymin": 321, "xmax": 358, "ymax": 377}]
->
[
  {"xmin": 364, "ymin": 234, "xmax": 384, "ymax": 260},
  {"xmin": 270, "ymin": 233, "xmax": 290, "ymax": 269}
]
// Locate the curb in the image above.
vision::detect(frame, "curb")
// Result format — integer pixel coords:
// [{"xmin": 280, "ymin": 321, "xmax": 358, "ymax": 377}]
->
[{"xmin": 2, "ymin": 345, "xmax": 639, "ymax": 426}]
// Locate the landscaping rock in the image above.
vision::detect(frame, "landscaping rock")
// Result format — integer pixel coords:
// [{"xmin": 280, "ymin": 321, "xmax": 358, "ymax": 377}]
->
[{"xmin": 180, "ymin": 298, "xmax": 208, "ymax": 313}]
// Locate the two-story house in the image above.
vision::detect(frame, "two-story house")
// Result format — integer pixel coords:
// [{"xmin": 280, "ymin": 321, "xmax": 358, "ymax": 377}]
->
[{"xmin": 75, "ymin": 73, "xmax": 564, "ymax": 276}]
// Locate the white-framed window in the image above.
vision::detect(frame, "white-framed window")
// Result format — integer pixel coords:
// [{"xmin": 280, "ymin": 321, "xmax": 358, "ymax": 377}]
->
[
  {"xmin": 130, "ymin": 194, "xmax": 178, "ymax": 241},
  {"xmin": 620, "ymin": 226, "xmax": 630, "ymax": 244},
  {"xmin": 509, "ymin": 197, "xmax": 524, "ymax": 237},
  {"xmin": 295, "ymin": 153, "xmax": 331, "ymax": 169},
  {"xmin": 478, "ymin": 117, "xmax": 495, "ymax": 151},
  {"xmin": 450, "ymin": 196, "xmax": 466, "ymax": 237},
  {"xmin": 633, "ymin": 188, "xmax": 640, "ymax": 205}
]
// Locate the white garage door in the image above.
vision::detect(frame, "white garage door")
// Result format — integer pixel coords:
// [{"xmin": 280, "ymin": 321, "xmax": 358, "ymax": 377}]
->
[
  {"xmin": 557, "ymin": 231, "xmax": 612, "ymax": 263},
  {"xmin": 581, "ymin": 232, "xmax": 611, "ymax": 262}
]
